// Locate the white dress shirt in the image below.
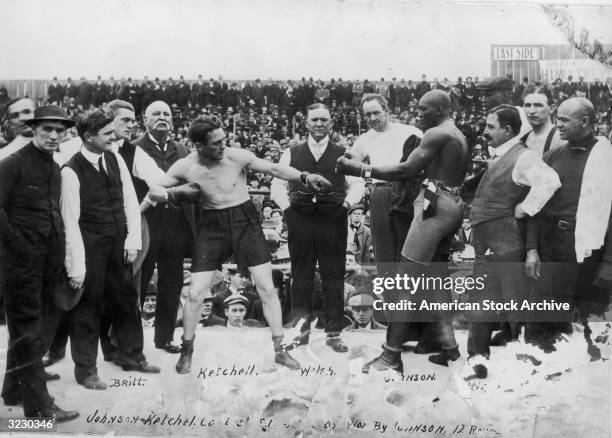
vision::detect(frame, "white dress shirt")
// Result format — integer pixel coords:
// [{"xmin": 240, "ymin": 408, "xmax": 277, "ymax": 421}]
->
[
  {"xmin": 112, "ymin": 138, "xmax": 168, "ymax": 186},
  {"xmin": 351, "ymin": 123, "xmax": 423, "ymax": 183},
  {"xmin": 489, "ymin": 137, "xmax": 561, "ymax": 216},
  {"xmin": 270, "ymin": 135, "xmax": 365, "ymax": 211},
  {"xmin": 61, "ymin": 147, "xmax": 141, "ymax": 278}
]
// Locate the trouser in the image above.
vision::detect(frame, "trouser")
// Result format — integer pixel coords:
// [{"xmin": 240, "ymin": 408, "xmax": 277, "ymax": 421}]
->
[
  {"xmin": 286, "ymin": 205, "xmax": 347, "ymax": 334},
  {"xmin": 69, "ymin": 230, "xmax": 144, "ymax": 382},
  {"xmin": 525, "ymin": 218, "xmax": 605, "ymax": 341},
  {"xmin": 384, "ymin": 188, "xmax": 464, "ymax": 351},
  {"xmin": 467, "ymin": 216, "xmax": 527, "ymax": 358},
  {"xmin": 140, "ymin": 207, "xmax": 192, "ymax": 346},
  {"xmin": 1, "ymin": 228, "xmax": 63, "ymax": 416},
  {"xmin": 370, "ymin": 184, "xmax": 410, "ymax": 278}
]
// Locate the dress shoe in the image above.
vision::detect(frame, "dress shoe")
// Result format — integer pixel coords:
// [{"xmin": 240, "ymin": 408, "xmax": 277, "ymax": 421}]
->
[
  {"xmin": 156, "ymin": 342, "xmax": 181, "ymax": 354},
  {"xmin": 428, "ymin": 347, "xmax": 461, "ymax": 366},
  {"xmin": 326, "ymin": 336, "xmax": 348, "ymax": 353},
  {"xmin": 120, "ymin": 359, "xmax": 161, "ymax": 374},
  {"xmin": 489, "ymin": 331, "xmax": 509, "ymax": 347},
  {"xmin": 362, "ymin": 352, "xmax": 403, "ymax": 374},
  {"xmin": 39, "ymin": 404, "xmax": 79, "ymax": 423},
  {"xmin": 79, "ymin": 374, "xmax": 107, "ymax": 390},
  {"xmin": 42, "ymin": 352, "xmax": 65, "ymax": 368},
  {"xmin": 44, "ymin": 371, "xmax": 60, "ymax": 381}
]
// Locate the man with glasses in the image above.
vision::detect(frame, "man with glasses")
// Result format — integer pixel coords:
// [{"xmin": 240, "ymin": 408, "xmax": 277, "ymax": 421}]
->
[{"xmin": 345, "ymin": 293, "xmax": 386, "ymax": 330}]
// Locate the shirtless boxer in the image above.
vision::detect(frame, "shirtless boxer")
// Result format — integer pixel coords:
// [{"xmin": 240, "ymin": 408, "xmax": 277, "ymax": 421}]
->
[
  {"xmin": 148, "ymin": 116, "xmax": 331, "ymax": 373},
  {"xmin": 337, "ymin": 90, "xmax": 470, "ymax": 372}
]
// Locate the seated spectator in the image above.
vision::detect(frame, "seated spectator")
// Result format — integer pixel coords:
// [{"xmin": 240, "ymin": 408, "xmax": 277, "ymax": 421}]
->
[
  {"xmin": 345, "ymin": 252, "xmax": 368, "ymax": 288},
  {"xmin": 212, "ymin": 267, "xmax": 258, "ymax": 318},
  {"xmin": 199, "ymin": 297, "xmax": 225, "ymax": 327},
  {"xmin": 224, "ymin": 295, "xmax": 263, "ymax": 328},
  {"xmin": 345, "ymin": 292, "xmax": 386, "ymax": 330}
]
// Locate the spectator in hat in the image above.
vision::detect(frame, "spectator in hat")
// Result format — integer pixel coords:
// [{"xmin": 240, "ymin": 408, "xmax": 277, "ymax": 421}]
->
[
  {"xmin": 478, "ymin": 76, "xmax": 531, "ymax": 139},
  {"xmin": 211, "ymin": 267, "xmax": 258, "ymax": 319},
  {"xmin": 47, "ymin": 77, "xmax": 65, "ymax": 106},
  {"xmin": 345, "ymin": 292, "xmax": 386, "ymax": 330},
  {"xmin": 347, "ymin": 204, "xmax": 372, "ymax": 265},
  {"xmin": 0, "ymin": 105, "xmax": 79, "ymax": 421},
  {"xmin": 224, "ymin": 294, "xmax": 263, "ymax": 328},
  {"xmin": 199, "ymin": 297, "xmax": 224, "ymax": 327}
]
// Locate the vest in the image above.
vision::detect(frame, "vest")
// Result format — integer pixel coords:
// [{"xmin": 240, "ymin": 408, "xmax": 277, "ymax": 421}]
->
[
  {"xmin": 470, "ymin": 143, "xmax": 529, "ymax": 226},
  {"xmin": 288, "ymin": 141, "xmax": 346, "ymax": 213},
  {"xmin": 117, "ymin": 141, "xmax": 149, "ymax": 202},
  {"xmin": 64, "ymin": 151, "xmax": 126, "ymax": 236}
]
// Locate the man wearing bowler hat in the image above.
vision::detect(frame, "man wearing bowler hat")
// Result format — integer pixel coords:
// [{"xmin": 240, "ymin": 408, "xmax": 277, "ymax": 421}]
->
[
  {"xmin": 478, "ymin": 76, "xmax": 531, "ymax": 139},
  {"xmin": 0, "ymin": 105, "xmax": 79, "ymax": 421}
]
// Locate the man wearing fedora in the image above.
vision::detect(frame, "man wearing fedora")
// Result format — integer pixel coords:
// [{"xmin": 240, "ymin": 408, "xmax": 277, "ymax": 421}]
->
[{"xmin": 0, "ymin": 105, "xmax": 79, "ymax": 421}]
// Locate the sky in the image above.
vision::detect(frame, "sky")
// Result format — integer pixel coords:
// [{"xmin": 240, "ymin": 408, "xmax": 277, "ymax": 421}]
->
[{"xmin": 1, "ymin": 0, "xmax": 611, "ymax": 80}]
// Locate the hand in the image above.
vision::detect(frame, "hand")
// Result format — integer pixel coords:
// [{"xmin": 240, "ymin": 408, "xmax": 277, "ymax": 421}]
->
[
  {"xmin": 124, "ymin": 249, "xmax": 138, "ymax": 264},
  {"xmin": 524, "ymin": 249, "xmax": 541, "ymax": 280},
  {"xmin": 335, "ymin": 156, "xmax": 363, "ymax": 177},
  {"xmin": 148, "ymin": 185, "xmax": 168, "ymax": 203},
  {"xmin": 169, "ymin": 183, "xmax": 201, "ymax": 203},
  {"xmin": 514, "ymin": 204, "xmax": 528, "ymax": 220},
  {"xmin": 69, "ymin": 274, "xmax": 85, "ymax": 290},
  {"xmin": 306, "ymin": 174, "xmax": 332, "ymax": 194},
  {"xmin": 593, "ymin": 260, "xmax": 612, "ymax": 289}
]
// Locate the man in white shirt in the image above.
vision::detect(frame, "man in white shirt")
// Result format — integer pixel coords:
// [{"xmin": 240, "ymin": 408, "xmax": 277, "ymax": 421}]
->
[
  {"xmin": 350, "ymin": 94, "xmax": 423, "ymax": 278},
  {"xmin": 271, "ymin": 103, "xmax": 365, "ymax": 353},
  {"xmin": 466, "ymin": 104, "xmax": 560, "ymax": 378},
  {"xmin": 521, "ymin": 85, "xmax": 564, "ymax": 156},
  {"xmin": 61, "ymin": 110, "xmax": 159, "ymax": 390}
]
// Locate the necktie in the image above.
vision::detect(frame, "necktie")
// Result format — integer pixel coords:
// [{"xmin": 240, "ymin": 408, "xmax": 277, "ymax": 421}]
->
[{"xmin": 98, "ymin": 156, "xmax": 108, "ymax": 178}]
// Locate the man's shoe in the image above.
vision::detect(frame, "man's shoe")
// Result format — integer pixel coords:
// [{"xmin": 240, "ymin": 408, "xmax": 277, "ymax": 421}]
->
[
  {"xmin": 326, "ymin": 336, "xmax": 348, "ymax": 353},
  {"xmin": 428, "ymin": 347, "xmax": 461, "ymax": 367},
  {"xmin": 44, "ymin": 371, "xmax": 60, "ymax": 381},
  {"xmin": 489, "ymin": 331, "xmax": 509, "ymax": 347},
  {"xmin": 156, "ymin": 342, "xmax": 181, "ymax": 354},
  {"xmin": 79, "ymin": 374, "xmax": 107, "ymax": 390},
  {"xmin": 362, "ymin": 353, "xmax": 403, "ymax": 374},
  {"xmin": 42, "ymin": 352, "xmax": 65, "ymax": 368},
  {"xmin": 126, "ymin": 360, "xmax": 161, "ymax": 374},
  {"xmin": 175, "ymin": 336, "xmax": 194, "ymax": 374},
  {"xmin": 43, "ymin": 404, "xmax": 79, "ymax": 423},
  {"xmin": 274, "ymin": 351, "xmax": 301, "ymax": 370}
]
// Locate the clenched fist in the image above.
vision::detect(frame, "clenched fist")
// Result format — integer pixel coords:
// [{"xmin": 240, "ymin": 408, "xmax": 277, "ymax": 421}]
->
[
  {"xmin": 335, "ymin": 155, "xmax": 363, "ymax": 177},
  {"xmin": 306, "ymin": 174, "xmax": 332, "ymax": 194}
]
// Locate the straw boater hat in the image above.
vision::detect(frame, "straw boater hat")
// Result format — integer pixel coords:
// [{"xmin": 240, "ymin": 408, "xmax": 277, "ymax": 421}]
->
[{"xmin": 25, "ymin": 105, "xmax": 75, "ymax": 127}]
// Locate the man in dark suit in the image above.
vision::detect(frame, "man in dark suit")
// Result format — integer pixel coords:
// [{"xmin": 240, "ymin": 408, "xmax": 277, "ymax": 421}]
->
[
  {"xmin": 77, "ymin": 77, "xmax": 93, "ymax": 110},
  {"xmin": 92, "ymin": 76, "xmax": 108, "ymax": 107},
  {"xmin": 47, "ymin": 77, "xmax": 64, "ymax": 106},
  {"xmin": 271, "ymin": 103, "xmax": 365, "ymax": 353},
  {"xmin": 0, "ymin": 105, "xmax": 79, "ymax": 421},
  {"xmin": 134, "ymin": 101, "xmax": 196, "ymax": 354}
]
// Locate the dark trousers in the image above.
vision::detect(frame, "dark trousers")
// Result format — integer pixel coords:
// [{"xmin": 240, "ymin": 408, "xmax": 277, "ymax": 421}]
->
[
  {"xmin": 369, "ymin": 184, "xmax": 411, "ymax": 278},
  {"xmin": 286, "ymin": 205, "xmax": 347, "ymax": 334},
  {"xmin": 526, "ymin": 219, "xmax": 605, "ymax": 340},
  {"xmin": 1, "ymin": 228, "xmax": 63, "ymax": 416},
  {"xmin": 140, "ymin": 207, "xmax": 192, "ymax": 346},
  {"xmin": 467, "ymin": 217, "xmax": 527, "ymax": 358},
  {"xmin": 69, "ymin": 230, "xmax": 144, "ymax": 382}
]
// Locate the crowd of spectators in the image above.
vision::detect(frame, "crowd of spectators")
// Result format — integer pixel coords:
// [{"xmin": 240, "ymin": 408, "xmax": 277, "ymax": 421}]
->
[{"xmin": 1, "ymin": 73, "xmax": 611, "ymax": 330}]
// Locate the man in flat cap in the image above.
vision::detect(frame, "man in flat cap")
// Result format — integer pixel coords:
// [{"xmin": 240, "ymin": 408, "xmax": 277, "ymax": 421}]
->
[
  {"xmin": 478, "ymin": 76, "xmax": 531, "ymax": 139},
  {"xmin": 224, "ymin": 294, "xmax": 262, "ymax": 328},
  {"xmin": 345, "ymin": 292, "xmax": 386, "ymax": 330},
  {"xmin": 0, "ymin": 105, "xmax": 79, "ymax": 421}
]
